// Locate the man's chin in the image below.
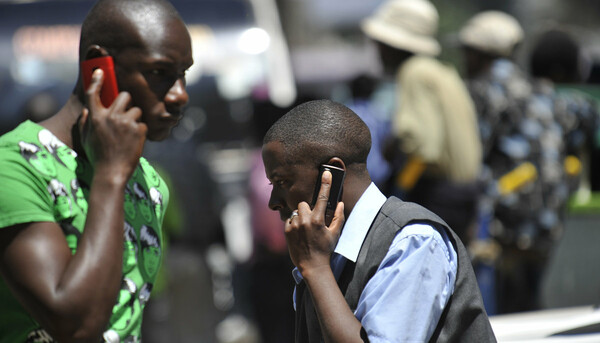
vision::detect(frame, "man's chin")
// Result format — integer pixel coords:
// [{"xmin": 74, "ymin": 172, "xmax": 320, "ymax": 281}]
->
[{"xmin": 146, "ymin": 127, "xmax": 173, "ymax": 142}]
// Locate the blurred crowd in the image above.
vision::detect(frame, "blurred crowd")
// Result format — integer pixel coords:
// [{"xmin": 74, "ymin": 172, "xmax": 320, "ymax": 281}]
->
[{"xmin": 1, "ymin": 0, "xmax": 600, "ymax": 342}]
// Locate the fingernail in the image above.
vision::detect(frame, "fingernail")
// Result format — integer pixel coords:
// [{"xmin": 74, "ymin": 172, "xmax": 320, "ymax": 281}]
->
[{"xmin": 92, "ymin": 68, "xmax": 103, "ymax": 77}]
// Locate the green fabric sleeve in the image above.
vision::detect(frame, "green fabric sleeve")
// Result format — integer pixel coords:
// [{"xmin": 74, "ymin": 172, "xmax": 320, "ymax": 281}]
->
[{"xmin": 0, "ymin": 157, "xmax": 55, "ymax": 229}]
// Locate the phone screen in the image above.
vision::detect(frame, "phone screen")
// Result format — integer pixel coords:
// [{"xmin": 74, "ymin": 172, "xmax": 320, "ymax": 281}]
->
[
  {"xmin": 311, "ymin": 164, "xmax": 345, "ymax": 224},
  {"xmin": 81, "ymin": 56, "xmax": 119, "ymax": 107}
]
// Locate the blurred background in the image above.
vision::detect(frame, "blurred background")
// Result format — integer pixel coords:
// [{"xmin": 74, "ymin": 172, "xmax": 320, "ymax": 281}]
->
[{"xmin": 1, "ymin": 0, "xmax": 600, "ymax": 342}]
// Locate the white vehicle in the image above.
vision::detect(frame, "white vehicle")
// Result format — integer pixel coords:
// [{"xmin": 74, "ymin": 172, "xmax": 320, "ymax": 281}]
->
[{"xmin": 490, "ymin": 305, "xmax": 600, "ymax": 342}]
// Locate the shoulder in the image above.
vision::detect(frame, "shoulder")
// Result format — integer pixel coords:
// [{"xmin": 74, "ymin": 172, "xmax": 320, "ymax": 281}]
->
[
  {"xmin": 0, "ymin": 125, "xmax": 59, "ymax": 228},
  {"xmin": 400, "ymin": 56, "xmax": 448, "ymax": 80},
  {"xmin": 384, "ymin": 222, "xmax": 458, "ymax": 279},
  {"xmin": 0, "ymin": 120, "xmax": 41, "ymax": 144},
  {"xmin": 137, "ymin": 157, "xmax": 170, "ymax": 202},
  {"xmin": 394, "ymin": 222, "xmax": 450, "ymax": 252},
  {"xmin": 403, "ymin": 55, "xmax": 442, "ymax": 70},
  {"xmin": 378, "ymin": 198, "xmax": 456, "ymax": 248},
  {"xmin": 138, "ymin": 158, "xmax": 165, "ymax": 183},
  {"xmin": 0, "ymin": 122, "xmax": 50, "ymax": 177},
  {"xmin": 380, "ymin": 198, "xmax": 448, "ymax": 229},
  {"xmin": 556, "ymin": 86, "xmax": 600, "ymax": 114},
  {"xmin": 396, "ymin": 222, "xmax": 444, "ymax": 238},
  {"xmin": 400, "ymin": 57, "xmax": 466, "ymax": 96}
]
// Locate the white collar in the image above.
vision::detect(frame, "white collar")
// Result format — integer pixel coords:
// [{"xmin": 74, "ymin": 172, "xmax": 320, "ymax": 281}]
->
[{"xmin": 333, "ymin": 183, "xmax": 387, "ymax": 262}]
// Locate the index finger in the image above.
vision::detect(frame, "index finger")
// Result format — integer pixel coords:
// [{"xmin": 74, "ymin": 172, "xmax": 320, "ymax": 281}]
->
[
  {"xmin": 85, "ymin": 68, "xmax": 105, "ymax": 112},
  {"xmin": 312, "ymin": 169, "xmax": 332, "ymax": 217}
]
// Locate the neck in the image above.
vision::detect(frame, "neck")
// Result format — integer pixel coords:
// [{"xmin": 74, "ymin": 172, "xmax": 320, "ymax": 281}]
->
[
  {"xmin": 38, "ymin": 94, "xmax": 83, "ymax": 149},
  {"xmin": 341, "ymin": 176, "xmax": 373, "ymax": 219}
]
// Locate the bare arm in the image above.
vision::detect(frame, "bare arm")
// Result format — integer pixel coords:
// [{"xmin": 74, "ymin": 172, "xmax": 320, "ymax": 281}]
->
[
  {"xmin": 302, "ymin": 265, "xmax": 365, "ymax": 343},
  {"xmin": 286, "ymin": 171, "xmax": 364, "ymax": 343},
  {"xmin": 0, "ymin": 69, "xmax": 147, "ymax": 342}
]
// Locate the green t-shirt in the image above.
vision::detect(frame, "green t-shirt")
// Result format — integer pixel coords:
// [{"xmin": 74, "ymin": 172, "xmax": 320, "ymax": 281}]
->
[{"xmin": 0, "ymin": 121, "xmax": 169, "ymax": 343}]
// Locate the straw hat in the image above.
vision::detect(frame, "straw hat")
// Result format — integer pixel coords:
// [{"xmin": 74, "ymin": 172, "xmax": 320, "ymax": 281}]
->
[
  {"xmin": 361, "ymin": 0, "xmax": 441, "ymax": 56},
  {"xmin": 459, "ymin": 11, "xmax": 524, "ymax": 58}
]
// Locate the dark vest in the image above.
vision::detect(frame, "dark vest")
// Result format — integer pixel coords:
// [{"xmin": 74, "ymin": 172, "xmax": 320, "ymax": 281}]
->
[{"xmin": 295, "ymin": 197, "xmax": 496, "ymax": 342}]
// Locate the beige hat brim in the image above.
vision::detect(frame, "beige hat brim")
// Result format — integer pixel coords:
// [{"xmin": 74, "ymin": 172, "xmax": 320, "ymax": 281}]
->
[{"xmin": 361, "ymin": 17, "xmax": 440, "ymax": 56}]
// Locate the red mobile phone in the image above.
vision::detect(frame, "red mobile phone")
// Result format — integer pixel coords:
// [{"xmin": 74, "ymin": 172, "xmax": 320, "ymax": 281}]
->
[
  {"xmin": 311, "ymin": 164, "xmax": 345, "ymax": 225},
  {"xmin": 81, "ymin": 56, "xmax": 119, "ymax": 107}
]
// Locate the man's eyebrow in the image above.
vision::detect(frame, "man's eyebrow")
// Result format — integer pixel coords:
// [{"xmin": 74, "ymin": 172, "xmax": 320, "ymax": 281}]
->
[
  {"xmin": 143, "ymin": 59, "xmax": 175, "ymax": 67},
  {"xmin": 268, "ymin": 169, "xmax": 290, "ymax": 181},
  {"xmin": 145, "ymin": 56, "xmax": 193, "ymax": 70}
]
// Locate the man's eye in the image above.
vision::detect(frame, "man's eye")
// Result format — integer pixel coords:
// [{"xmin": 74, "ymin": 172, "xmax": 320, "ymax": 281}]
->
[
  {"xmin": 150, "ymin": 69, "xmax": 167, "ymax": 77},
  {"xmin": 269, "ymin": 180, "xmax": 287, "ymax": 188}
]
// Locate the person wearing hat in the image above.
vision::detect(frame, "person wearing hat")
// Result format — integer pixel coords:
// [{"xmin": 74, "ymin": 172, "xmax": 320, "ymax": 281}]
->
[
  {"xmin": 460, "ymin": 13, "xmax": 598, "ymax": 314},
  {"xmin": 459, "ymin": 10, "xmax": 526, "ymax": 155},
  {"xmin": 362, "ymin": 0, "xmax": 482, "ymax": 247},
  {"xmin": 459, "ymin": 10, "xmax": 524, "ymax": 81},
  {"xmin": 459, "ymin": 10, "xmax": 531, "ymax": 316}
]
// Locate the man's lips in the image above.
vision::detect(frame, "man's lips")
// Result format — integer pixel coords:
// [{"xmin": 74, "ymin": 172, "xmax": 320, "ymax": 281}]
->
[{"xmin": 279, "ymin": 211, "xmax": 292, "ymax": 222}]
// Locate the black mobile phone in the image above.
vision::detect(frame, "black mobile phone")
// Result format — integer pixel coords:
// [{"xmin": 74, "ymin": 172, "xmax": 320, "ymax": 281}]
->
[{"xmin": 311, "ymin": 164, "xmax": 345, "ymax": 224}]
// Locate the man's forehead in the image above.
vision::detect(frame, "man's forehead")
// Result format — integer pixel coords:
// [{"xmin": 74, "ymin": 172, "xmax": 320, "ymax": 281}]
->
[
  {"xmin": 134, "ymin": 16, "xmax": 189, "ymax": 46},
  {"xmin": 115, "ymin": 19, "xmax": 192, "ymax": 67},
  {"xmin": 262, "ymin": 142, "xmax": 286, "ymax": 168},
  {"xmin": 263, "ymin": 152, "xmax": 317, "ymax": 186},
  {"xmin": 110, "ymin": 2, "xmax": 188, "ymax": 47},
  {"xmin": 131, "ymin": 13, "xmax": 170, "ymax": 39},
  {"xmin": 262, "ymin": 142, "xmax": 297, "ymax": 173},
  {"xmin": 117, "ymin": 1, "xmax": 172, "ymax": 26},
  {"xmin": 263, "ymin": 140, "xmax": 318, "ymax": 167}
]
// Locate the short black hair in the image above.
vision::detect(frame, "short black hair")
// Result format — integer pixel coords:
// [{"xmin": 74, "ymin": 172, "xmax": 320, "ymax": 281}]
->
[
  {"xmin": 79, "ymin": 0, "xmax": 182, "ymax": 59},
  {"xmin": 263, "ymin": 99, "xmax": 371, "ymax": 169},
  {"xmin": 529, "ymin": 29, "xmax": 581, "ymax": 83}
]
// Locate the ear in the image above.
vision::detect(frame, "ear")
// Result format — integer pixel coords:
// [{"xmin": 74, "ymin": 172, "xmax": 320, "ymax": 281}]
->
[
  {"xmin": 325, "ymin": 157, "xmax": 346, "ymax": 171},
  {"xmin": 83, "ymin": 45, "xmax": 110, "ymax": 61}
]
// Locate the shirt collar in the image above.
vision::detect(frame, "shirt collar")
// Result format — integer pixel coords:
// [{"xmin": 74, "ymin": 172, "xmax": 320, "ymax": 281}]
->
[{"xmin": 333, "ymin": 182, "xmax": 387, "ymax": 262}]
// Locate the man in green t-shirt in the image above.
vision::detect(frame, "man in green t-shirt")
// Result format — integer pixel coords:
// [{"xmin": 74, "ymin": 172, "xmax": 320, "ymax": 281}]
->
[{"xmin": 0, "ymin": 1, "xmax": 193, "ymax": 342}]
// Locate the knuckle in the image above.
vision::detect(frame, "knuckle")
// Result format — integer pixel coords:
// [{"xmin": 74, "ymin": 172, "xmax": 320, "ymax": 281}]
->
[
  {"xmin": 286, "ymin": 223, "xmax": 298, "ymax": 233},
  {"xmin": 90, "ymin": 114, "xmax": 102, "ymax": 124},
  {"xmin": 138, "ymin": 124, "xmax": 148, "ymax": 135}
]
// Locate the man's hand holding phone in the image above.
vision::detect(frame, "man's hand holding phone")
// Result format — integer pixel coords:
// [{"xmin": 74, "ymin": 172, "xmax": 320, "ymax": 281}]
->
[
  {"xmin": 311, "ymin": 165, "xmax": 345, "ymax": 226},
  {"xmin": 79, "ymin": 65, "xmax": 146, "ymax": 182},
  {"xmin": 285, "ymin": 169, "xmax": 345, "ymax": 275}
]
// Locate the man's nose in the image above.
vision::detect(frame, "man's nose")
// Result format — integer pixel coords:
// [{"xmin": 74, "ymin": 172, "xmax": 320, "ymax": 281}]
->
[
  {"xmin": 165, "ymin": 78, "xmax": 188, "ymax": 107},
  {"xmin": 268, "ymin": 191, "xmax": 282, "ymax": 212}
]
